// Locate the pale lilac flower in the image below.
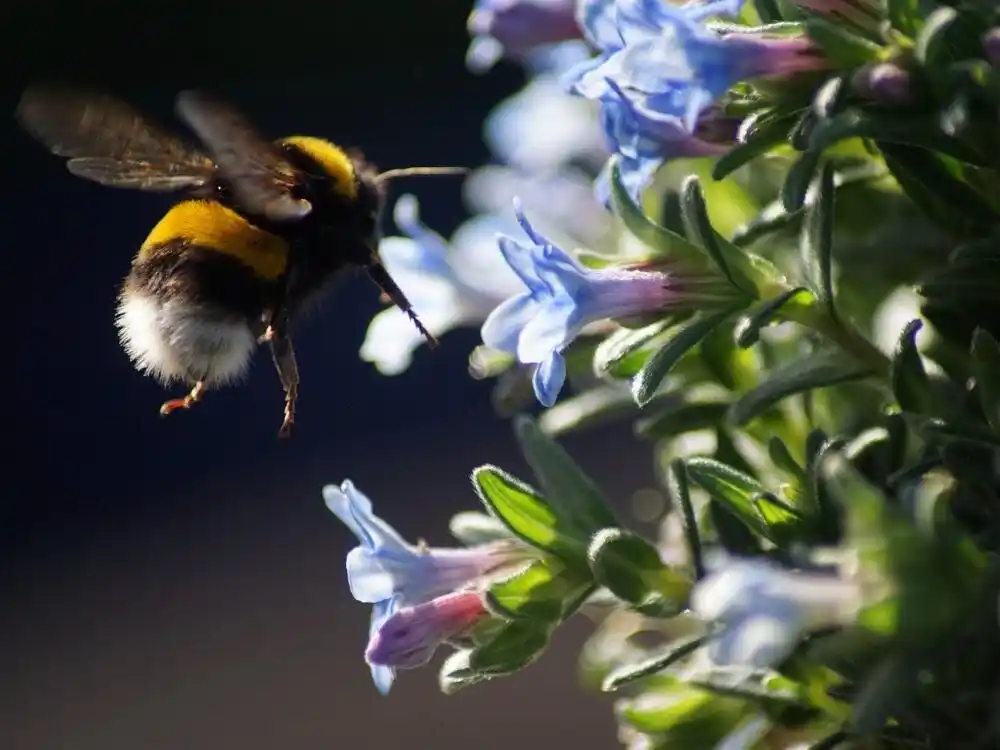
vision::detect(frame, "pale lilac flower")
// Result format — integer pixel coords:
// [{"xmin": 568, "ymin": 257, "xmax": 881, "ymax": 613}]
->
[
  {"xmin": 485, "ymin": 74, "xmax": 608, "ymax": 174},
  {"xmin": 690, "ymin": 558, "xmax": 862, "ymax": 669},
  {"xmin": 481, "ymin": 198, "xmax": 737, "ymax": 406},
  {"xmin": 466, "ymin": 0, "xmax": 582, "ymax": 73},
  {"xmin": 360, "ymin": 196, "xmax": 525, "ymax": 376},
  {"xmin": 366, "ymin": 590, "xmax": 487, "ymax": 669},
  {"xmin": 983, "ymin": 28, "xmax": 1000, "ymax": 68},
  {"xmin": 323, "ymin": 479, "xmax": 530, "ymax": 693}
]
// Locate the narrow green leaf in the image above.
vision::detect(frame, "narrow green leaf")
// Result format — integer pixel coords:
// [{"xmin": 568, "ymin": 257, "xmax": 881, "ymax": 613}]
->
[
  {"xmin": 782, "ymin": 149, "xmax": 823, "ymax": 212},
  {"xmin": 513, "ymin": 415, "xmax": 619, "ymax": 534},
  {"xmin": 727, "ymin": 349, "xmax": 871, "ymax": 427},
  {"xmin": 439, "ymin": 650, "xmax": 490, "ymax": 694},
  {"xmin": 768, "ymin": 436, "xmax": 806, "ymax": 480},
  {"xmin": 684, "ymin": 458, "xmax": 780, "ymax": 543},
  {"xmin": 812, "ymin": 75, "xmax": 849, "ymax": 119},
  {"xmin": 608, "ymin": 157, "xmax": 704, "ymax": 263},
  {"xmin": 537, "ymin": 385, "xmax": 636, "ymax": 437},
  {"xmin": 734, "ymin": 287, "xmax": 811, "ymax": 348},
  {"xmin": 971, "ymin": 327, "xmax": 1000, "ymax": 431},
  {"xmin": 486, "ymin": 558, "xmax": 591, "ymax": 622},
  {"xmin": 587, "ymin": 528, "xmax": 692, "ymax": 617},
  {"xmin": 449, "ymin": 511, "xmax": 514, "ymax": 546},
  {"xmin": 887, "ymin": 0, "xmax": 922, "ymax": 38},
  {"xmin": 807, "ymin": 730, "xmax": 849, "ymax": 750},
  {"xmin": 712, "ymin": 110, "xmax": 797, "ymax": 181},
  {"xmin": 593, "ymin": 320, "xmax": 672, "ymax": 377},
  {"xmin": 754, "ymin": 0, "xmax": 783, "ymax": 23},
  {"xmin": 752, "ymin": 491, "xmax": 805, "ymax": 547},
  {"xmin": 680, "ymin": 176, "xmax": 757, "ymax": 295},
  {"xmin": 710, "ymin": 500, "xmax": 763, "ymax": 554},
  {"xmin": 914, "ymin": 6, "xmax": 957, "ymax": 65},
  {"xmin": 469, "ymin": 620, "xmax": 551, "ymax": 674},
  {"xmin": 602, "ymin": 634, "xmax": 708, "ymax": 691},
  {"xmin": 618, "ymin": 682, "xmax": 747, "ymax": 739},
  {"xmin": 802, "ymin": 163, "xmax": 838, "ymax": 324},
  {"xmin": 632, "ymin": 307, "xmax": 741, "ymax": 407},
  {"xmin": 471, "ymin": 465, "xmax": 583, "ymax": 560},
  {"xmin": 806, "ymin": 17, "xmax": 883, "ymax": 67},
  {"xmin": 889, "ymin": 319, "xmax": 931, "ymax": 412},
  {"xmin": 665, "ymin": 459, "xmax": 705, "ymax": 579}
]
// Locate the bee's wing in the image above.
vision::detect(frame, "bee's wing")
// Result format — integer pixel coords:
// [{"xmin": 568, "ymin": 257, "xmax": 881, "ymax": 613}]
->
[
  {"xmin": 16, "ymin": 83, "xmax": 216, "ymax": 191},
  {"xmin": 174, "ymin": 90, "xmax": 312, "ymax": 222}
]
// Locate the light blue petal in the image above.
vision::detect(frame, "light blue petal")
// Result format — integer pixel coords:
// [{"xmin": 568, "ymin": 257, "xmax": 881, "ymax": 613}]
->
[
  {"xmin": 368, "ymin": 598, "xmax": 399, "ymax": 695},
  {"xmin": 575, "ymin": 0, "xmax": 619, "ymax": 50},
  {"xmin": 322, "ymin": 481, "xmax": 373, "ymax": 543},
  {"xmin": 533, "ymin": 353, "xmax": 568, "ymax": 407},
  {"xmin": 345, "ymin": 546, "xmax": 397, "ymax": 604},
  {"xmin": 390, "ymin": 195, "xmax": 455, "ymax": 279},
  {"xmin": 518, "ymin": 300, "xmax": 579, "ymax": 363},
  {"xmin": 497, "ymin": 235, "xmax": 548, "ymax": 292},
  {"xmin": 481, "ymin": 294, "xmax": 539, "ymax": 353},
  {"xmin": 680, "ymin": 0, "xmax": 745, "ymax": 21}
]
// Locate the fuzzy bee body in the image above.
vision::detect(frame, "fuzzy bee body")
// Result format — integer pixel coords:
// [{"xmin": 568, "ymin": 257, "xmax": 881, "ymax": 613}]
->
[{"xmin": 17, "ymin": 85, "xmax": 456, "ymax": 436}]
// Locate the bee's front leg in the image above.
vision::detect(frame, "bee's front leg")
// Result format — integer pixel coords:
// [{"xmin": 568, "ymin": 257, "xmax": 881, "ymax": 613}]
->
[{"xmin": 267, "ymin": 311, "xmax": 300, "ymax": 439}]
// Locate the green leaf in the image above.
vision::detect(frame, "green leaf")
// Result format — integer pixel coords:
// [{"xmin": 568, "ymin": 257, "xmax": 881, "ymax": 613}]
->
[
  {"xmin": 602, "ymin": 634, "xmax": 707, "ymax": 691},
  {"xmin": 469, "ymin": 619, "xmax": 551, "ymax": 674},
  {"xmin": 887, "ymin": 0, "xmax": 925, "ymax": 38},
  {"xmin": 734, "ymin": 287, "xmax": 811, "ymax": 348},
  {"xmin": 889, "ymin": 319, "xmax": 932, "ymax": 413},
  {"xmin": 806, "ymin": 18, "xmax": 883, "ymax": 67},
  {"xmin": 593, "ymin": 320, "xmax": 673, "ymax": 377},
  {"xmin": 513, "ymin": 415, "xmax": 619, "ymax": 534},
  {"xmin": 684, "ymin": 458, "xmax": 781, "ymax": 543},
  {"xmin": 712, "ymin": 110, "xmax": 798, "ymax": 182},
  {"xmin": 727, "ymin": 349, "xmax": 871, "ymax": 427},
  {"xmin": 587, "ymin": 528, "xmax": 692, "ymax": 617},
  {"xmin": 618, "ymin": 682, "xmax": 748, "ymax": 740},
  {"xmin": 471, "ymin": 465, "xmax": 585, "ymax": 561},
  {"xmin": 801, "ymin": 163, "xmax": 839, "ymax": 325},
  {"xmin": 449, "ymin": 511, "xmax": 514, "ymax": 546},
  {"xmin": 608, "ymin": 157, "xmax": 705, "ymax": 264},
  {"xmin": 811, "ymin": 75, "xmax": 849, "ymax": 120},
  {"xmin": 768, "ymin": 436, "xmax": 806, "ymax": 481},
  {"xmin": 438, "ymin": 650, "xmax": 490, "ymax": 695},
  {"xmin": 680, "ymin": 176, "xmax": 758, "ymax": 295},
  {"xmin": 752, "ymin": 492, "xmax": 804, "ymax": 546},
  {"xmin": 665, "ymin": 459, "xmax": 705, "ymax": 579},
  {"xmin": 782, "ymin": 149, "xmax": 823, "ymax": 212},
  {"xmin": 486, "ymin": 557, "xmax": 592, "ymax": 622},
  {"xmin": 632, "ymin": 307, "xmax": 741, "ymax": 407},
  {"xmin": 971, "ymin": 327, "xmax": 1000, "ymax": 431}
]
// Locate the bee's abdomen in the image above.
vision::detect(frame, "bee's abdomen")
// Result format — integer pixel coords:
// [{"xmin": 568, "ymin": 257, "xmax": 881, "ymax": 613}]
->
[{"xmin": 116, "ymin": 239, "xmax": 278, "ymax": 388}]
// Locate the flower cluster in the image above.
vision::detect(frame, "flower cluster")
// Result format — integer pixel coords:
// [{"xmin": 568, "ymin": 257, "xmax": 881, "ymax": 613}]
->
[{"xmin": 316, "ymin": 0, "xmax": 1000, "ymax": 747}]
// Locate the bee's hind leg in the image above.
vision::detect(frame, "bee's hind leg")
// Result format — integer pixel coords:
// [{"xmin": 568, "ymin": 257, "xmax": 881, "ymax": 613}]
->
[
  {"xmin": 267, "ymin": 312, "xmax": 300, "ymax": 439},
  {"xmin": 159, "ymin": 381, "xmax": 206, "ymax": 417}
]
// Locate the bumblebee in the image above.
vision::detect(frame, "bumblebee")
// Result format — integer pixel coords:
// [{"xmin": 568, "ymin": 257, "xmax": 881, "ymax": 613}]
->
[{"xmin": 16, "ymin": 84, "xmax": 465, "ymax": 437}]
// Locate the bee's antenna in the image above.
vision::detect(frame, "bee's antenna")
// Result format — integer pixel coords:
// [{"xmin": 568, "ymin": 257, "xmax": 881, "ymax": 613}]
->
[
  {"xmin": 365, "ymin": 261, "xmax": 440, "ymax": 348},
  {"xmin": 374, "ymin": 166, "xmax": 469, "ymax": 184}
]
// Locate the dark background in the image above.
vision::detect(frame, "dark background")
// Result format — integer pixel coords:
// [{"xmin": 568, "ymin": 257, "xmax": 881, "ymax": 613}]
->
[{"xmin": 3, "ymin": 3, "xmax": 654, "ymax": 749}]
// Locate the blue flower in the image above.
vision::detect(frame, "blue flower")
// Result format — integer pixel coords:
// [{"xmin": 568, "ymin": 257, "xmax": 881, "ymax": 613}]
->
[
  {"xmin": 481, "ymin": 198, "xmax": 698, "ymax": 406},
  {"xmin": 466, "ymin": 0, "xmax": 582, "ymax": 73},
  {"xmin": 361, "ymin": 196, "xmax": 525, "ymax": 376},
  {"xmin": 690, "ymin": 559, "xmax": 862, "ymax": 669},
  {"xmin": 323, "ymin": 480, "xmax": 530, "ymax": 693},
  {"xmin": 566, "ymin": 0, "xmax": 821, "ymax": 201}
]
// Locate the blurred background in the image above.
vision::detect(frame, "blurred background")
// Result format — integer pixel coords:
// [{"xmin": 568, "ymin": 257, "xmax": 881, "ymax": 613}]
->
[{"xmin": 2, "ymin": 3, "xmax": 655, "ymax": 749}]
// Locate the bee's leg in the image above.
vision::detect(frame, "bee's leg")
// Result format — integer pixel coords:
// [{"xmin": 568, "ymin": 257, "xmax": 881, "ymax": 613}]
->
[
  {"xmin": 159, "ymin": 381, "xmax": 206, "ymax": 417},
  {"xmin": 268, "ymin": 315, "xmax": 300, "ymax": 439}
]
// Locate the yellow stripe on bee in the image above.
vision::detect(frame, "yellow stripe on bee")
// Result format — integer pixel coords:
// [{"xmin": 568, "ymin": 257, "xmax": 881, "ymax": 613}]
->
[
  {"xmin": 140, "ymin": 200, "xmax": 289, "ymax": 279},
  {"xmin": 279, "ymin": 135, "xmax": 358, "ymax": 199}
]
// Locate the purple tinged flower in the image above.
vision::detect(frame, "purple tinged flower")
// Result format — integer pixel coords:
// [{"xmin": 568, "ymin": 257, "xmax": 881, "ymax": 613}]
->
[
  {"xmin": 481, "ymin": 198, "xmax": 736, "ymax": 406},
  {"xmin": 852, "ymin": 62, "xmax": 913, "ymax": 105},
  {"xmin": 365, "ymin": 590, "xmax": 488, "ymax": 670},
  {"xmin": 983, "ymin": 28, "xmax": 1000, "ymax": 68},
  {"xmin": 690, "ymin": 558, "xmax": 862, "ymax": 669},
  {"xmin": 323, "ymin": 479, "xmax": 531, "ymax": 693},
  {"xmin": 466, "ymin": 0, "xmax": 582, "ymax": 73}
]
